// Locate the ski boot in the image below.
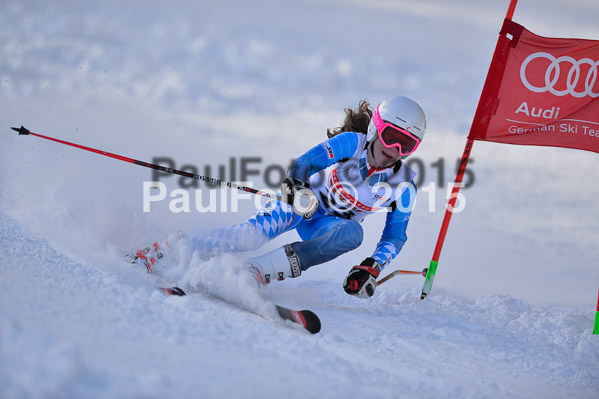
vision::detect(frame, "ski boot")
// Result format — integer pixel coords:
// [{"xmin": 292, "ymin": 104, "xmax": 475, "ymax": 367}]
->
[
  {"xmin": 125, "ymin": 231, "xmax": 188, "ymax": 274},
  {"xmin": 245, "ymin": 244, "xmax": 303, "ymax": 285},
  {"xmin": 126, "ymin": 242, "xmax": 163, "ymax": 274}
]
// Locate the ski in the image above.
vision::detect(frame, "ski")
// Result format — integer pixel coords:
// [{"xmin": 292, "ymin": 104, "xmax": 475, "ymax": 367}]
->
[
  {"xmin": 159, "ymin": 286, "xmax": 186, "ymax": 296},
  {"xmin": 275, "ymin": 305, "xmax": 321, "ymax": 334},
  {"xmin": 127, "ymin": 243, "xmax": 321, "ymax": 334},
  {"xmin": 159, "ymin": 286, "xmax": 321, "ymax": 334}
]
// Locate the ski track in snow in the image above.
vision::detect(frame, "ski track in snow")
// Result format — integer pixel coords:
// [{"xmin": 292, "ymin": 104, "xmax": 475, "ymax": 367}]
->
[{"xmin": 1, "ymin": 0, "xmax": 599, "ymax": 397}]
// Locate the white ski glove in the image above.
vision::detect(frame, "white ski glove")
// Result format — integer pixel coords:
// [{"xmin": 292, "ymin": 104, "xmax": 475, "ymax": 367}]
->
[{"xmin": 281, "ymin": 177, "xmax": 320, "ymax": 220}]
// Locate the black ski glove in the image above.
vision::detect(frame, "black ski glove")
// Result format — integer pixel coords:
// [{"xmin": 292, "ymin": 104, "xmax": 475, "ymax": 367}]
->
[
  {"xmin": 343, "ymin": 258, "xmax": 381, "ymax": 298},
  {"xmin": 281, "ymin": 177, "xmax": 319, "ymax": 220}
]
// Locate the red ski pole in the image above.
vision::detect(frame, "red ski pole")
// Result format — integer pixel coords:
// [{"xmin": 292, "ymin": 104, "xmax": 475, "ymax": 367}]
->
[{"xmin": 9, "ymin": 125, "xmax": 283, "ymax": 202}]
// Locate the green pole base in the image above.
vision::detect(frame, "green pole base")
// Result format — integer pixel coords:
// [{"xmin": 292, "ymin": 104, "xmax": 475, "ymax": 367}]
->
[
  {"xmin": 594, "ymin": 311, "xmax": 599, "ymax": 335},
  {"xmin": 420, "ymin": 260, "xmax": 439, "ymax": 300}
]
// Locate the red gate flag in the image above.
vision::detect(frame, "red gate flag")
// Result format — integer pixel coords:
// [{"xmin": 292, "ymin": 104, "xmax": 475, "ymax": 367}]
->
[
  {"xmin": 469, "ymin": 19, "xmax": 599, "ymax": 154},
  {"xmin": 421, "ymin": 0, "xmax": 599, "ymax": 316}
]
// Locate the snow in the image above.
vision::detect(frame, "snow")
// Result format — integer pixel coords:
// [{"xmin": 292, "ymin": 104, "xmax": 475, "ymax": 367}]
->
[{"xmin": 1, "ymin": 0, "xmax": 599, "ymax": 397}]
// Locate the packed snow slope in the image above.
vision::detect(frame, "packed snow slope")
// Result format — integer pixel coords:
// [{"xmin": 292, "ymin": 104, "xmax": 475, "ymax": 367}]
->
[
  {"xmin": 2, "ymin": 212, "xmax": 598, "ymax": 398},
  {"xmin": 1, "ymin": 0, "xmax": 599, "ymax": 398}
]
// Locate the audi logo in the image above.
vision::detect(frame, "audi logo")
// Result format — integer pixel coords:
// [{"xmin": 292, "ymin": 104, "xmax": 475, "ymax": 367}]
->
[{"xmin": 520, "ymin": 52, "xmax": 599, "ymax": 98}]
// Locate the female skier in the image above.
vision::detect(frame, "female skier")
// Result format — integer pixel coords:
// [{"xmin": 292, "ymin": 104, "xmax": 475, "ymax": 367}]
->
[{"xmin": 131, "ymin": 95, "xmax": 426, "ymax": 299}]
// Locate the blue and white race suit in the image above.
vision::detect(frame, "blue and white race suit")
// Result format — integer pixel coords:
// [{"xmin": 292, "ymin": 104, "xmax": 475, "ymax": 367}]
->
[{"xmin": 192, "ymin": 132, "xmax": 417, "ymax": 271}]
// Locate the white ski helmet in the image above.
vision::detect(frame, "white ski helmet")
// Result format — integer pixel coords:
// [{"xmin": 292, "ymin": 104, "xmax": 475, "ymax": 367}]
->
[{"xmin": 367, "ymin": 96, "xmax": 427, "ymax": 156}]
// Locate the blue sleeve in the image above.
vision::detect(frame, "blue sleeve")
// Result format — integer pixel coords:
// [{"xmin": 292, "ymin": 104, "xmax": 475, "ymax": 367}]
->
[
  {"xmin": 371, "ymin": 181, "xmax": 417, "ymax": 268},
  {"xmin": 287, "ymin": 132, "xmax": 360, "ymax": 183}
]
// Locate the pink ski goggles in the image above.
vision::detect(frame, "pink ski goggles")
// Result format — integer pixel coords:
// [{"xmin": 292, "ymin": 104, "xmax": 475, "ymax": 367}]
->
[{"xmin": 373, "ymin": 105, "xmax": 421, "ymax": 156}]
